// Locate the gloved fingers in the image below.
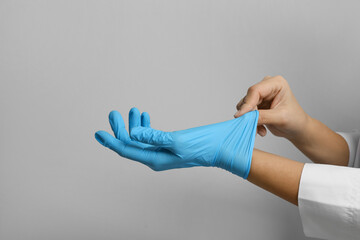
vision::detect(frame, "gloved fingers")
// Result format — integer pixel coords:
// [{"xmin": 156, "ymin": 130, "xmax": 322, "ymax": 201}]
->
[
  {"xmin": 129, "ymin": 107, "xmax": 141, "ymax": 134},
  {"xmin": 109, "ymin": 110, "xmax": 130, "ymax": 142},
  {"xmin": 95, "ymin": 130, "xmax": 155, "ymax": 166},
  {"xmin": 141, "ymin": 112, "xmax": 151, "ymax": 128},
  {"xmin": 129, "ymin": 108, "xmax": 154, "ymax": 147},
  {"xmin": 130, "ymin": 126, "xmax": 173, "ymax": 147}
]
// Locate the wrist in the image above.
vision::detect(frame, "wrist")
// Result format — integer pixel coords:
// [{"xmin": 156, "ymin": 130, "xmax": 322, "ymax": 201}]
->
[
  {"xmin": 286, "ymin": 113, "xmax": 314, "ymax": 147},
  {"xmin": 285, "ymin": 114, "xmax": 349, "ymax": 165},
  {"xmin": 248, "ymin": 148, "xmax": 304, "ymax": 205}
]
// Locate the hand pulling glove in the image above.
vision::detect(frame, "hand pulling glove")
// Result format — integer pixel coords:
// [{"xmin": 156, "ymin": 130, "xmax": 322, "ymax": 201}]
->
[{"xmin": 95, "ymin": 107, "xmax": 258, "ymax": 179}]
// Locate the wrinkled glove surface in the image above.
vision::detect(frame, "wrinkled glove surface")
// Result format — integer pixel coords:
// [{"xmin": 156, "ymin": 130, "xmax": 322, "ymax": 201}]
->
[{"xmin": 95, "ymin": 108, "xmax": 258, "ymax": 179}]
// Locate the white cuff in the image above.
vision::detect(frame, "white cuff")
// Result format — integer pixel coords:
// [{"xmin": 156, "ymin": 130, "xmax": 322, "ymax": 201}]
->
[
  {"xmin": 298, "ymin": 163, "xmax": 360, "ymax": 240},
  {"xmin": 337, "ymin": 131, "xmax": 360, "ymax": 168}
]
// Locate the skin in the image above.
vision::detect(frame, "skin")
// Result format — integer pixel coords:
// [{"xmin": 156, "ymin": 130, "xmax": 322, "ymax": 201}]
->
[
  {"xmin": 235, "ymin": 75, "xmax": 349, "ymax": 205},
  {"xmin": 97, "ymin": 75, "xmax": 348, "ymax": 207},
  {"xmin": 248, "ymin": 149, "xmax": 304, "ymax": 206}
]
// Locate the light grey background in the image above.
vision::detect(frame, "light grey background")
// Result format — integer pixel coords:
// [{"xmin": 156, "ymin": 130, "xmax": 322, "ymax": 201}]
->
[{"xmin": 1, "ymin": 0, "xmax": 359, "ymax": 239}]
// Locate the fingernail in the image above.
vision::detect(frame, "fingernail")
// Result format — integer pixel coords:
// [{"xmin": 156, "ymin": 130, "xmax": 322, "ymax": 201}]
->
[
  {"xmin": 258, "ymin": 130, "xmax": 265, "ymax": 137},
  {"xmin": 234, "ymin": 111, "xmax": 241, "ymax": 118}
]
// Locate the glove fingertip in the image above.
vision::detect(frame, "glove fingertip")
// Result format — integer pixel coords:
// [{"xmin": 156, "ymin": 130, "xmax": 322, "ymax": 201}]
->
[
  {"xmin": 141, "ymin": 111, "xmax": 149, "ymax": 117},
  {"xmin": 95, "ymin": 130, "xmax": 126, "ymax": 154},
  {"xmin": 109, "ymin": 110, "xmax": 126, "ymax": 130},
  {"xmin": 109, "ymin": 110, "xmax": 122, "ymax": 122},
  {"xmin": 141, "ymin": 112, "xmax": 151, "ymax": 127},
  {"xmin": 129, "ymin": 107, "xmax": 140, "ymax": 116},
  {"xmin": 109, "ymin": 110, "xmax": 118, "ymax": 118},
  {"xmin": 95, "ymin": 130, "xmax": 109, "ymax": 146}
]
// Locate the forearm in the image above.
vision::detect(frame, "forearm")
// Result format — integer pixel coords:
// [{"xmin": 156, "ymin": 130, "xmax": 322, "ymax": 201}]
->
[
  {"xmin": 288, "ymin": 117, "xmax": 349, "ymax": 166},
  {"xmin": 247, "ymin": 149, "xmax": 304, "ymax": 205}
]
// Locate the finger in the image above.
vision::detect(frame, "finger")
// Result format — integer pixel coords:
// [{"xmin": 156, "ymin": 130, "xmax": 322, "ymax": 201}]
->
[
  {"xmin": 262, "ymin": 75, "xmax": 272, "ymax": 81},
  {"xmin": 95, "ymin": 130, "xmax": 154, "ymax": 166},
  {"xmin": 130, "ymin": 126, "xmax": 173, "ymax": 147},
  {"xmin": 109, "ymin": 110, "xmax": 130, "ymax": 141},
  {"xmin": 235, "ymin": 97, "xmax": 246, "ymax": 111},
  {"xmin": 234, "ymin": 75, "xmax": 272, "ymax": 112},
  {"xmin": 95, "ymin": 130, "xmax": 126, "ymax": 153},
  {"xmin": 129, "ymin": 107, "xmax": 141, "ymax": 134},
  {"xmin": 234, "ymin": 78, "xmax": 282, "ymax": 117},
  {"xmin": 257, "ymin": 109, "xmax": 283, "ymax": 125},
  {"xmin": 257, "ymin": 125, "xmax": 267, "ymax": 137},
  {"xmin": 141, "ymin": 112, "xmax": 151, "ymax": 128},
  {"xmin": 234, "ymin": 98, "xmax": 257, "ymax": 118}
]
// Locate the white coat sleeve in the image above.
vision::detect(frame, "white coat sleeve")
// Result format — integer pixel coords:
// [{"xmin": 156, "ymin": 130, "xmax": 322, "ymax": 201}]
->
[
  {"xmin": 337, "ymin": 131, "xmax": 360, "ymax": 168},
  {"xmin": 298, "ymin": 131, "xmax": 360, "ymax": 240}
]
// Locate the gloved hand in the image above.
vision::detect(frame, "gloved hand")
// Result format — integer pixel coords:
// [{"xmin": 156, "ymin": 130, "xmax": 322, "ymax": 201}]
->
[{"xmin": 95, "ymin": 108, "xmax": 258, "ymax": 179}]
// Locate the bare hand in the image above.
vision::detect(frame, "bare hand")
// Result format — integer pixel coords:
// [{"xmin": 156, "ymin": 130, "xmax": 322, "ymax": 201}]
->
[{"xmin": 234, "ymin": 75, "xmax": 310, "ymax": 140}]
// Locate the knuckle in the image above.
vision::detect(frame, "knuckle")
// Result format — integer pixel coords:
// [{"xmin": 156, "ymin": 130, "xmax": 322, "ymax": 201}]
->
[
  {"xmin": 248, "ymin": 85, "xmax": 258, "ymax": 93},
  {"xmin": 247, "ymin": 85, "xmax": 260, "ymax": 98},
  {"xmin": 262, "ymin": 75, "xmax": 272, "ymax": 81},
  {"xmin": 274, "ymin": 75, "xmax": 286, "ymax": 83}
]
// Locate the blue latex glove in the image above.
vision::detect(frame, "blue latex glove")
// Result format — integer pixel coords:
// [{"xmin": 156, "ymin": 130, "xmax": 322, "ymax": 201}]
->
[{"xmin": 95, "ymin": 108, "xmax": 258, "ymax": 179}]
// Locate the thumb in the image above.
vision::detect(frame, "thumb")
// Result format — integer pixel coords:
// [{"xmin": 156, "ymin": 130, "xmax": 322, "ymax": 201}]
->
[
  {"xmin": 130, "ymin": 126, "xmax": 173, "ymax": 147},
  {"xmin": 257, "ymin": 109, "xmax": 283, "ymax": 126},
  {"xmin": 95, "ymin": 130, "xmax": 126, "ymax": 153}
]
